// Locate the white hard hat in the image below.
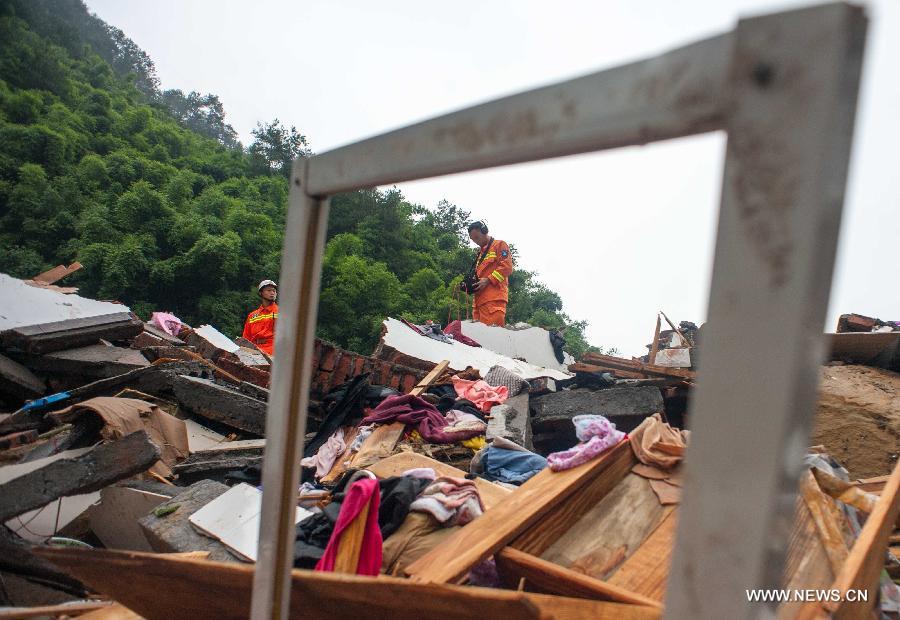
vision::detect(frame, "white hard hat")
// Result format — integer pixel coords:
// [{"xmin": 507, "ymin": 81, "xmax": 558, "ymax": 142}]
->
[{"xmin": 258, "ymin": 279, "xmax": 277, "ymax": 291}]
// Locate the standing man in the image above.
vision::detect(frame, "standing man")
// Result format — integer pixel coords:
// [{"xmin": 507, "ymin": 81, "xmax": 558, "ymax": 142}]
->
[
  {"xmin": 466, "ymin": 221, "xmax": 514, "ymax": 326},
  {"xmin": 242, "ymin": 279, "xmax": 278, "ymax": 356}
]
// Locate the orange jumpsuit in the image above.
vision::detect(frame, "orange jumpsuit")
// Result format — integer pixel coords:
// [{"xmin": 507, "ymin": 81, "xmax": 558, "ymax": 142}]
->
[
  {"xmin": 242, "ymin": 302, "xmax": 278, "ymax": 355},
  {"xmin": 473, "ymin": 238, "xmax": 514, "ymax": 326}
]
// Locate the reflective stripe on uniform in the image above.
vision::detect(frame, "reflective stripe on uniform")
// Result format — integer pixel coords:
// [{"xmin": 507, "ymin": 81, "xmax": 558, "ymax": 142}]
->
[
  {"xmin": 491, "ymin": 270, "xmax": 504, "ymax": 282},
  {"xmin": 248, "ymin": 312, "xmax": 278, "ymax": 323}
]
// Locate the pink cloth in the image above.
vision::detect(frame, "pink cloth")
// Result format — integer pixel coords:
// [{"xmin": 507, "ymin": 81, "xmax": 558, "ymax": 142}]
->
[
  {"xmin": 444, "ymin": 320, "xmax": 481, "ymax": 347},
  {"xmin": 315, "ymin": 478, "xmax": 382, "ymax": 575},
  {"xmin": 361, "ymin": 394, "xmax": 484, "ymax": 444},
  {"xmin": 451, "ymin": 377, "xmax": 509, "ymax": 413},
  {"xmin": 150, "ymin": 312, "xmax": 183, "ymax": 336},
  {"xmin": 547, "ymin": 415, "xmax": 626, "ymax": 472},
  {"xmin": 300, "ymin": 429, "xmax": 347, "ymax": 478}
]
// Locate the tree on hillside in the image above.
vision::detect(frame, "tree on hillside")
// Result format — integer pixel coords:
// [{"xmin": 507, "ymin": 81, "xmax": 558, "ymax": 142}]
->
[{"xmin": 248, "ymin": 119, "xmax": 311, "ymax": 176}]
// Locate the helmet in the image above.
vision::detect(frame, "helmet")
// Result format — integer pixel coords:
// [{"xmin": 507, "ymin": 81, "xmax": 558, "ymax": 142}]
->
[{"xmin": 258, "ymin": 279, "xmax": 277, "ymax": 292}]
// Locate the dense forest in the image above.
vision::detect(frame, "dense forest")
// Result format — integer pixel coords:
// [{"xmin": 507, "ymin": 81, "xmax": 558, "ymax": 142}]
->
[{"xmin": 0, "ymin": 0, "xmax": 603, "ymax": 357}]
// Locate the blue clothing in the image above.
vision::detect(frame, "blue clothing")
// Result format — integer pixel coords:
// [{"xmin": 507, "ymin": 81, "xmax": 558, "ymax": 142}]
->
[{"xmin": 481, "ymin": 446, "xmax": 547, "ymax": 485}]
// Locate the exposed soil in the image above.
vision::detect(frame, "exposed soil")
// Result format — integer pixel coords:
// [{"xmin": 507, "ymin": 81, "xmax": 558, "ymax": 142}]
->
[{"xmin": 811, "ymin": 364, "xmax": 900, "ymax": 479}]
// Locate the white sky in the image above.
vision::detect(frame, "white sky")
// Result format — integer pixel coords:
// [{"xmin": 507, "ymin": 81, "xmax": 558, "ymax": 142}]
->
[{"xmin": 85, "ymin": 0, "xmax": 899, "ymax": 356}]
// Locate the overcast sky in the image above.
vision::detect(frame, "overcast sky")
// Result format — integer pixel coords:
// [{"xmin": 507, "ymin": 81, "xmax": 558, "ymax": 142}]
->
[{"xmin": 85, "ymin": 0, "xmax": 898, "ymax": 357}]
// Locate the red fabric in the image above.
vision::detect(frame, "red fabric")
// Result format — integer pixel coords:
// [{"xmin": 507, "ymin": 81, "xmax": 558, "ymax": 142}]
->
[
  {"xmin": 362, "ymin": 394, "xmax": 484, "ymax": 444},
  {"xmin": 444, "ymin": 320, "xmax": 481, "ymax": 347},
  {"xmin": 242, "ymin": 302, "xmax": 278, "ymax": 355},
  {"xmin": 314, "ymin": 478, "xmax": 382, "ymax": 575}
]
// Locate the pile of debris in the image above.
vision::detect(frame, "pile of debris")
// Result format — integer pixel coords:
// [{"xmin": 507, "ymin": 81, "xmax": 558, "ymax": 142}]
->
[{"xmin": 2, "ymin": 269, "xmax": 899, "ymax": 618}]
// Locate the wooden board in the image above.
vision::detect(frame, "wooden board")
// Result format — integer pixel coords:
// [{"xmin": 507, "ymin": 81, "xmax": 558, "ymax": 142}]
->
[
  {"xmin": 367, "ymin": 451, "xmax": 510, "ymax": 510},
  {"xmin": 510, "ymin": 446, "xmax": 636, "ymax": 556},
  {"xmin": 608, "ymin": 508, "xmax": 678, "ymax": 601},
  {"xmin": 405, "ymin": 439, "xmax": 634, "ymax": 584},
  {"xmin": 799, "ymin": 470, "xmax": 849, "ymax": 575},
  {"xmin": 495, "ymin": 546, "xmax": 662, "ymax": 609},
  {"xmin": 778, "ymin": 500, "xmax": 835, "ymax": 620},
  {"xmin": 539, "ymin": 473, "xmax": 667, "ymax": 580},
  {"xmin": 35, "ymin": 547, "xmax": 661, "ymax": 620},
  {"xmin": 818, "ymin": 458, "xmax": 900, "ymax": 618}
]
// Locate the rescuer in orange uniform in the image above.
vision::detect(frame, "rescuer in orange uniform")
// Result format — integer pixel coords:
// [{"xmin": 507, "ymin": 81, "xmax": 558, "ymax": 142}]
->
[
  {"xmin": 242, "ymin": 279, "xmax": 278, "ymax": 356},
  {"xmin": 466, "ymin": 221, "xmax": 514, "ymax": 326}
]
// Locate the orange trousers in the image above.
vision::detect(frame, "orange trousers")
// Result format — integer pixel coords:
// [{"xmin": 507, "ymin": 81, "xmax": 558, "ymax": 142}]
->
[{"xmin": 473, "ymin": 301, "xmax": 506, "ymax": 326}]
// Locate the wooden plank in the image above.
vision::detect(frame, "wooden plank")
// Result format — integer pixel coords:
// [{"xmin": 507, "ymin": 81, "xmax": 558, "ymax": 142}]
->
[
  {"xmin": 32, "ymin": 261, "xmax": 82, "ymax": 284},
  {"xmin": 405, "ymin": 439, "xmax": 633, "ymax": 584},
  {"xmin": 349, "ymin": 423, "xmax": 407, "ymax": 468},
  {"xmin": 0, "ymin": 431, "xmax": 159, "ymax": 522},
  {"xmin": 608, "ymin": 509, "xmax": 678, "ymax": 601},
  {"xmin": 409, "ymin": 360, "xmax": 450, "ymax": 396},
  {"xmin": 825, "ymin": 458, "xmax": 900, "ymax": 618},
  {"xmin": 367, "ymin": 451, "xmax": 511, "ymax": 510},
  {"xmin": 35, "ymin": 546, "xmax": 663, "ymax": 620},
  {"xmin": 495, "ymin": 547, "xmax": 663, "ymax": 609},
  {"xmin": 647, "ymin": 314, "xmax": 661, "ymax": 366},
  {"xmin": 1, "ymin": 313, "xmax": 144, "ymax": 354},
  {"xmin": 799, "ymin": 470, "xmax": 849, "ymax": 577},
  {"xmin": 37, "ymin": 547, "xmax": 547, "ymax": 620},
  {"xmin": 0, "ymin": 600, "xmax": 113, "ymax": 619},
  {"xmin": 78, "ymin": 603, "xmax": 143, "ymax": 619},
  {"xmin": 511, "ymin": 446, "xmax": 636, "ymax": 555},
  {"xmin": 539, "ymin": 473, "xmax": 666, "ymax": 579},
  {"xmin": 580, "ymin": 353, "xmax": 695, "ymax": 380}
]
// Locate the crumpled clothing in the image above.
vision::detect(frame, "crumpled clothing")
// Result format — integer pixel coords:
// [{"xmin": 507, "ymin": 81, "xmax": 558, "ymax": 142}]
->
[
  {"xmin": 410, "ymin": 476, "xmax": 484, "ymax": 526},
  {"xmin": 301, "ymin": 428, "xmax": 347, "ymax": 478},
  {"xmin": 362, "ymin": 394, "xmax": 484, "ymax": 444},
  {"xmin": 628, "ymin": 413, "xmax": 688, "ymax": 470},
  {"xmin": 444, "ymin": 410, "xmax": 487, "ymax": 434},
  {"xmin": 402, "ymin": 467, "xmax": 437, "ymax": 480},
  {"xmin": 381, "ymin": 512, "xmax": 460, "ymax": 576},
  {"xmin": 451, "ymin": 377, "xmax": 509, "ymax": 413},
  {"xmin": 315, "ymin": 478, "xmax": 382, "ymax": 575},
  {"xmin": 547, "ymin": 415, "xmax": 625, "ymax": 472},
  {"xmin": 472, "ymin": 443, "xmax": 546, "ymax": 485},
  {"xmin": 150, "ymin": 311, "xmax": 182, "ymax": 336},
  {"xmin": 349, "ymin": 425, "xmax": 375, "ymax": 452},
  {"xmin": 444, "ymin": 320, "xmax": 481, "ymax": 347},
  {"xmin": 483, "ymin": 365, "xmax": 528, "ymax": 397},
  {"xmin": 378, "ymin": 475, "xmax": 432, "ymax": 538}
]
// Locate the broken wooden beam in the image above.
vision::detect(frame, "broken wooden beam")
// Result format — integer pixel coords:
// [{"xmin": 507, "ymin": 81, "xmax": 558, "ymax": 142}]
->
[
  {"xmin": 172, "ymin": 375, "xmax": 267, "ymax": 436},
  {"xmin": 172, "ymin": 446, "xmax": 264, "ymax": 485},
  {"xmin": 0, "ymin": 352, "xmax": 45, "ymax": 401},
  {"xmin": 577, "ymin": 353, "xmax": 696, "ymax": 380},
  {"xmin": 0, "ymin": 431, "xmax": 160, "ymax": 522},
  {"xmin": 9, "ymin": 344, "xmax": 150, "ymax": 380},
  {"xmin": 495, "ymin": 546, "xmax": 662, "ymax": 609},
  {"xmin": 35, "ymin": 547, "xmax": 661, "ymax": 620},
  {"xmin": 0, "ymin": 312, "xmax": 144, "ymax": 354}
]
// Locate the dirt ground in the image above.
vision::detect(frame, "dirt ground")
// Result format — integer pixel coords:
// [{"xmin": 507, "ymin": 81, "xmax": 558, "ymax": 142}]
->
[{"xmin": 811, "ymin": 364, "xmax": 900, "ymax": 479}]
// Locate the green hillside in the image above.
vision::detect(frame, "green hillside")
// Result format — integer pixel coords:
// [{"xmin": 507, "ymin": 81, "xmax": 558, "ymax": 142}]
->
[{"xmin": 0, "ymin": 0, "xmax": 600, "ymax": 356}]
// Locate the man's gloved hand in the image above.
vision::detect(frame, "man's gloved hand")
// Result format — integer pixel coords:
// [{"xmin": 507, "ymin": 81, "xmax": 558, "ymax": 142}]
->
[{"xmin": 470, "ymin": 277, "xmax": 490, "ymax": 292}]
